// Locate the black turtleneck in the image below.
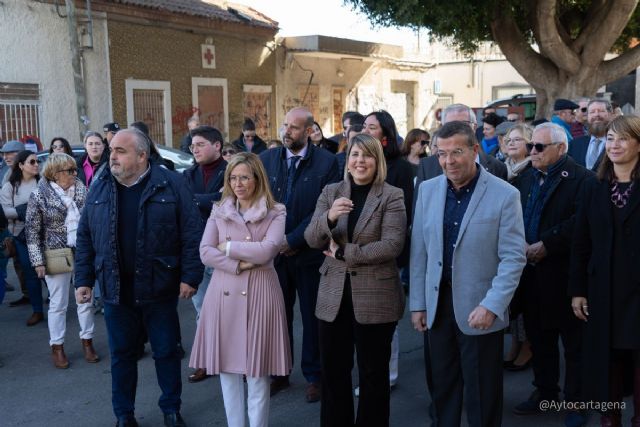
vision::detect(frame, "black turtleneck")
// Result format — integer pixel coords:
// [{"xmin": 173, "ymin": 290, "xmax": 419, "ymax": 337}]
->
[{"xmin": 348, "ymin": 180, "xmax": 372, "ymax": 242}]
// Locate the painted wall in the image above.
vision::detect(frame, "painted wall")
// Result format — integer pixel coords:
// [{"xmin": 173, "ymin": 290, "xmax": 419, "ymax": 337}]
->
[
  {"xmin": 0, "ymin": 0, "xmax": 111, "ymax": 145},
  {"xmin": 108, "ymin": 20, "xmax": 277, "ymax": 146}
]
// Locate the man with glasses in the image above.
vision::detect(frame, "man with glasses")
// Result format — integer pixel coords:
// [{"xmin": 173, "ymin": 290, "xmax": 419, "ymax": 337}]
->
[
  {"xmin": 182, "ymin": 125, "xmax": 227, "ymax": 383},
  {"xmin": 568, "ymin": 99, "xmax": 612, "ymax": 171},
  {"xmin": 571, "ymin": 98, "xmax": 590, "ymax": 138},
  {"xmin": 414, "ymin": 103, "xmax": 507, "ymax": 204},
  {"xmin": 511, "ymin": 122, "xmax": 592, "ymax": 427},
  {"xmin": 411, "ymin": 120, "xmax": 526, "ymax": 426},
  {"xmin": 551, "ymin": 99, "xmax": 578, "ymax": 143}
]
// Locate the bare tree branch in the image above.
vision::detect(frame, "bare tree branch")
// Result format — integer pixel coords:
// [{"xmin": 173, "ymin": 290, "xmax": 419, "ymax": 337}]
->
[
  {"xmin": 599, "ymin": 44, "xmax": 640, "ymax": 83},
  {"xmin": 536, "ymin": 0, "xmax": 581, "ymax": 73},
  {"xmin": 581, "ymin": 0, "xmax": 638, "ymax": 67}
]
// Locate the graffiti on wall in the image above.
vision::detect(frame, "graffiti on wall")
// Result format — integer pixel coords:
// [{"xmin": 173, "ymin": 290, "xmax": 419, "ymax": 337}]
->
[
  {"xmin": 172, "ymin": 105, "xmax": 200, "ymax": 135},
  {"xmin": 243, "ymin": 90, "xmax": 271, "ymax": 140}
]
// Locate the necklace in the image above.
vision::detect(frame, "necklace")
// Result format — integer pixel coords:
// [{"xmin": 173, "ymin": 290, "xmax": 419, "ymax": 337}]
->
[{"xmin": 610, "ymin": 181, "xmax": 634, "ymax": 208}]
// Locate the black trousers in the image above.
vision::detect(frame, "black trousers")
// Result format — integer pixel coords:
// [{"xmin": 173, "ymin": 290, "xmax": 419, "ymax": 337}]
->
[
  {"xmin": 523, "ymin": 302, "xmax": 582, "ymax": 402},
  {"xmin": 427, "ymin": 284, "xmax": 503, "ymax": 427},
  {"xmin": 318, "ymin": 277, "xmax": 396, "ymax": 427}
]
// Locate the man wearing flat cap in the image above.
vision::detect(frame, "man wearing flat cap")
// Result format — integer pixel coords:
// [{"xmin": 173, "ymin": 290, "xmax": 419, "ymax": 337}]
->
[
  {"xmin": 103, "ymin": 122, "xmax": 121, "ymax": 144},
  {"xmin": 551, "ymin": 99, "xmax": 579, "ymax": 143},
  {"xmin": 0, "ymin": 140, "xmax": 26, "ymax": 184}
]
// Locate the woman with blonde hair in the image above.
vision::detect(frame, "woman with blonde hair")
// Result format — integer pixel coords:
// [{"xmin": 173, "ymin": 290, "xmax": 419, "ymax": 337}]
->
[
  {"xmin": 26, "ymin": 153, "xmax": 98, "ymax": 368},
  {"xmin": 190, "ymin": 152, "xmax": 291, "ymax": 427},
  {"xmin": 504, "ymin": 124, "xmax": 533, "ymax": 181},
  {"xmin": 305, "ymin": 133, "xmax": 406, "ymax": 427}
]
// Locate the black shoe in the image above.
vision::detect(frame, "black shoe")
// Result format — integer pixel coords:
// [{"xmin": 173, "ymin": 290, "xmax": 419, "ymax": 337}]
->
[
  {"xmin": 513, "ymin": 389, "xmax": 558, "ymax": 415},
  {"xmin": 9, "ymin": 296, "xmax": 30, "ymax": 307},
  {"xmin": 163, "ymin": 412, "xmax": 186, "ymax": 427},
  {"xmin": 270, "ymin": 375, "xmax": 291, "ymax": 397},
  {"xmin": 115, "ymin": 415, "xmax": 138, "ymax": 427},
  {"xmin": 176, "ymin": 342, "xmax": 186, "ymax": 359}
]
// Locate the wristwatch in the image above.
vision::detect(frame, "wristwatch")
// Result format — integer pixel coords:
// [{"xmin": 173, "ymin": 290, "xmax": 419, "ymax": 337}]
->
[{"xmin": 335, "ymin": 246, "xmax": 345, "ymax": 261}]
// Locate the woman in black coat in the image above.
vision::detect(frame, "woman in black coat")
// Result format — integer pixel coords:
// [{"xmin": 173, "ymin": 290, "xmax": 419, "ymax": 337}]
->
[{"xmin": 570, "ymin": 115, "xmax": 640, "ymax": 426}]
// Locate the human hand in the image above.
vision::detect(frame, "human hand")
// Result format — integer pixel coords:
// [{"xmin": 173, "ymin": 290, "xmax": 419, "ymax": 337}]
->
[
  {"xmin": 217, "ymin": 241, "xmax": 227, "ymax": 252},
  {"xmin": 467, "ymin": 305, "xmax": 496, "ymax": 330},
  {"xmin": 571, "ymin": 296, "xmax": 589, "ymax": 321},
  {"xmin": 526, "ymin": 241, "xmax": 547, "ymax": 263},
  {"xmin": 322, "ymin": 239, "xmax": 340, "ymax": 259},
  {"xmin": 412, "ymin": 311, "xmax": 427, "ymax": 332},
  {"xmin": 35, "ymin": 266, "xmax": 46, "ymax": 279},
  {"xmin": 238, "ymin": 261, "xmax": 257, "ymax": 272},
  {"xmin": 75, "ymin": 286, "xmax": 93, "ymax": 304},
  {"xmin": 279, "ymin": 236, "xmax": 298, "ymax": 257},
  {"xmin": 327, "ymin": 197, "xmax": 353, "ymax": 223},
  {"xmin": 179, "ymin": 282, "xmax": 197, "ymax": 299}
]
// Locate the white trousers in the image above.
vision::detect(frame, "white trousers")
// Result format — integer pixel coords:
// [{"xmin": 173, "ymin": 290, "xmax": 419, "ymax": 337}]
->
[
  {"xmin": 389, "ymin": 326, "xmax": 399, "ymax": 386},
  {"xmin": 220, "ymin": 373, "xmax": 270, "ymax": 427},
  {"xmin": 46, "ymin": 272, "xmax": 95, "ymax": 346}
]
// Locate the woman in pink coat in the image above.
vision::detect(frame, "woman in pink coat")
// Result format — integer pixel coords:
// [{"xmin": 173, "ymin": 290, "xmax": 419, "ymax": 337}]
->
[{"xmin": 190, "ymin": 152, "xmax": 291, "ymax": 427}]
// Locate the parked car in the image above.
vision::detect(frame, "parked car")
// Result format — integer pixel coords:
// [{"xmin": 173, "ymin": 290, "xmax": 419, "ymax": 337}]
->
[
  {"xmin": 486, "ymin": 94, "xmax": 537, "ymax": 121},
  {"xmin": 37, "ymin": 144, "xmax": 194, "ymax": 173}
]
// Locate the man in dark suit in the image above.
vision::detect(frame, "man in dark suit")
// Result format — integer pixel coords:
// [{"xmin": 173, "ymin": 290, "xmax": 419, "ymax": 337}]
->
[
  {"xmin": 415, "ymin": 104, "xmax": 508, "ymax": 205},
  {"xmin": 512, "ymin": 122, "xmax": 592, "ymax": 427},
  {"xmin": 260, "ymin": 107, "xmax": 341, "ymax": 402},
  {"xmin": 567, "ymin": 99, "xmax": 612, "ymax": 171}
]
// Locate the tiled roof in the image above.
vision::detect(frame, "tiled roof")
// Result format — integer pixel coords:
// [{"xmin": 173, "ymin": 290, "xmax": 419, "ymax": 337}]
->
[{"xmin": 108, "ymin": 0, "xmax": 278, "ymax": 29}]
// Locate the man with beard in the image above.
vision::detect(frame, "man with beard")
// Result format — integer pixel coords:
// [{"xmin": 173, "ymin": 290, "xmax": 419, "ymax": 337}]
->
[
  {"xmin": 260, "ymin": 107, "xmax": 340, "ymax": 402},
  {"xmin": 568, "ymin": 99, "xmax": 612, "ymax": 171}
]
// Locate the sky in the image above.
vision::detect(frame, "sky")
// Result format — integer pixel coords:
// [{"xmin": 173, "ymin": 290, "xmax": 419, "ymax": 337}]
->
[{"xmin": 235, "ymin": 0, "xmax": 417, "ymax": 46}]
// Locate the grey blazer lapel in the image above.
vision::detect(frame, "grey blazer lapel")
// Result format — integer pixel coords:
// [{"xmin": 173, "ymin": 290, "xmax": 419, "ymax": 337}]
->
[
  {"xmin": 352, "ymin": 183, "xmax": 383, "ymax": 242},
  {"xmin": 455, "ymin": 168, "xmax": 489, "ymax": 246},
  {"xmin": 433, "ymin": 176, "xmax": 447, "ymax": 251}
]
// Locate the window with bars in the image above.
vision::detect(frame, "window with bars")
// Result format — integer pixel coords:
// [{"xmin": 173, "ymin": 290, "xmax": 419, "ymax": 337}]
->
[
  {"xmin": 0, "ymin": 83, "xmax": 41, "ymax": 144},
  {"xmin": 132, "ymin": 89, "xmax": 166, "ymax": 145}
]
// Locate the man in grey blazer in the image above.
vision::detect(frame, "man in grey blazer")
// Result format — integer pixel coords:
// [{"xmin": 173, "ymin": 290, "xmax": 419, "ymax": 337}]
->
[{"xmin": 411, "ymin": 121, "xmax": 527, "ymax": 426}]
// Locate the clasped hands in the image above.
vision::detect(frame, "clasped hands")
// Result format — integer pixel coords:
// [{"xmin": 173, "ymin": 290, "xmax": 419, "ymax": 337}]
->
[{"xmin": 525, "ymin": 241, "xmax": 547, "ymax": 264}]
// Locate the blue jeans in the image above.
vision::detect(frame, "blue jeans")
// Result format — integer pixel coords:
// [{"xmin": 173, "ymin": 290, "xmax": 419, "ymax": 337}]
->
[
  {"xmin": 104, "ymin": 298, "xmax": 182, "ymax": 418},
  {"xmin": 191, "ymin": 266, "xmax": 212, "ymax": 320},
  {"xmin": 14, "ymin": 238, "xmax": 42, "ymax": 313}
]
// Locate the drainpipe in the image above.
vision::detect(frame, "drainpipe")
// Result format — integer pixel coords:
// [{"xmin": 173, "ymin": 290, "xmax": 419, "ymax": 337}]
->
[{"xmin": 65, "ymin": 0, "xmax": 89, "ymax": 141}]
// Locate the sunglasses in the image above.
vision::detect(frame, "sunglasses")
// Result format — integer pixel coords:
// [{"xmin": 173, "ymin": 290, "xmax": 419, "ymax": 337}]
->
[
  {"xmin": 580, "ymin": 107, "xmax": 587, "ymax": 113},
  {"xmin": 58, "ymin": 168, "xmax": 78, "ymax": 175},
  {"xmin": 25, "ymin": 159, "xmax": 40, "ymax": 165},
  {"xmin": 52, "ymin": 144, "xmax": 65, "ymax": 149},
  {"xmin": 222, "ymin": 150, "xmax": 237, "ymax": 156},
  {"xmin": 526, "ymin": 142, "xmax": 560, "ymax": 152},
  {"xmin": 420, "ymin": 140, "xmax": 430, "ymax": 146}
]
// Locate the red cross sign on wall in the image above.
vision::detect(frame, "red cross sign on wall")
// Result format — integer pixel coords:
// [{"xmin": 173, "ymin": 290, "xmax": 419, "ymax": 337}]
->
[{"xmin": 201, "ymin": 44, "xmax": 216, "ymax": 69}]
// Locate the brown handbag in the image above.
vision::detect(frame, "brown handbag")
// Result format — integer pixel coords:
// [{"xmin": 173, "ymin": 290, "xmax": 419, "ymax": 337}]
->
[{"xmin": 44, "ymin": 248, "xmax": 74, "ymax": 274}]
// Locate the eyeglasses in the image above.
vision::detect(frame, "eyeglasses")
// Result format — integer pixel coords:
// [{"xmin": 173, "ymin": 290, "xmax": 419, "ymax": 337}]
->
[
  {"xmin": 25, "ymin": 159, "xmax": 40, "ymax": 165},
  {"xmin": 526, "ymin": 142, "xmax": 561, "ymax": 152},
  {"xmin": 436, "ymin": 147, "xmax": 468, "ymax": 160},
  {"xmin": 580, "ymin": 107, "xmax": 587, "ymax": 113},
  {"xmin": 58, "ymin": 168, "xmax": 77, "ymax": 175},
  {"xmin": 189, "ymin": 142, "xmax": 210, "ymax": 152},
  {"xmin": 229, "ymin": 175, "xmax": 253, "ymax": 184},
  {"xmin": 504, "ymin": 137, "xmax": 526, "ymax": 144},
  {"xmin": 222, "ymin": 150, "xmax": 237, "ymax": 156},
  {"xmin": 52, "ymin": 144, "xmax": 65, "ymax": 149},
  {"xmin": 507, "ymin": 119, "xmax": 518, "ymax": 122}
]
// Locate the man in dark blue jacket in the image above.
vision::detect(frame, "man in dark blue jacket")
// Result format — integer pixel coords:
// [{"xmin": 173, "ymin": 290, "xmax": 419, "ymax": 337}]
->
[
  {"xmin": 75, "ymin": 128, "xmax": 203, "ymax": 427},
  {"xmin": 260, "ymin": 107, "xmax": 340, "ymax": 402},
  {"xmin": 182, "ymin": 125, "xmax": 226, "ymax": 383}
]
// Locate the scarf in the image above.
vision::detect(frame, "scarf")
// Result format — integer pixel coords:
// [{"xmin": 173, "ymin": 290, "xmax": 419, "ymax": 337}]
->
[{"xmin": 50, "ymin": 182, "xmax": 80, "ymax": 247}]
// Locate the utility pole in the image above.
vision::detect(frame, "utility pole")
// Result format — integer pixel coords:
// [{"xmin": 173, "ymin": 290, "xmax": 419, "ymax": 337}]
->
[{"xmin": 65, "ymin": 0, "xmax": 89, "ymax": 141}]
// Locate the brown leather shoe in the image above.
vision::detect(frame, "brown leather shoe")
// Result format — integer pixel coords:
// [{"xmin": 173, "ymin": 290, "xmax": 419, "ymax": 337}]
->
[
  {"xmin": 82, "ymin": 339, "xmax": 100, "ymax": 363},
  {"xmin": 26, "ymin": 312, "xmax": 44, "ymax": 326},
  {"xmin": 305, "ymin": 382, "xmax": 321, "ymax": 403},
  {"xmin": 188, "ymin": 368, "xmax": 211, "ymax": 383},
  {"xmin": 51, "ymin": 344, "xmax": 69, "ymax": 369},
  {"xmin": 270, "ymin": 375, "xmax": 291, "ymax": 396}
]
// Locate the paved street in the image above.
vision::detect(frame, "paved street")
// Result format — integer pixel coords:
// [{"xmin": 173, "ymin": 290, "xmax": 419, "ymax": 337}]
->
[{"xmin": 0, "ymin": 262, "xmax": 633, "ymax": 426}]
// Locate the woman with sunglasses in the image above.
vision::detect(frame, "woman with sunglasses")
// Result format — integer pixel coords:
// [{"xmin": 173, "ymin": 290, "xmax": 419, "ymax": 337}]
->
[
  {"xmin": 25, "ymin": 153, "xmax": 98, "ymax": 369},
  {"xmin": 48, "ymin": 137, "xmax": 74, "ymax": 157},
  {"xmin": 76, "ymin": 131, "xmax": 108, "ymax": 188},
  {"xmin": 0, "ymin": 151, "xmax": 43, "ymax": 326},
  {"xmin": 570, "ymin": 115, "xmax": 640, "ymax": 426},
  {"xmin": 221, "ymin": 143, "xmax": 238, "ymax": 163},
  {"xmin": 400, "ymin": 128, "xmax": 430, "ymax": 177}
]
